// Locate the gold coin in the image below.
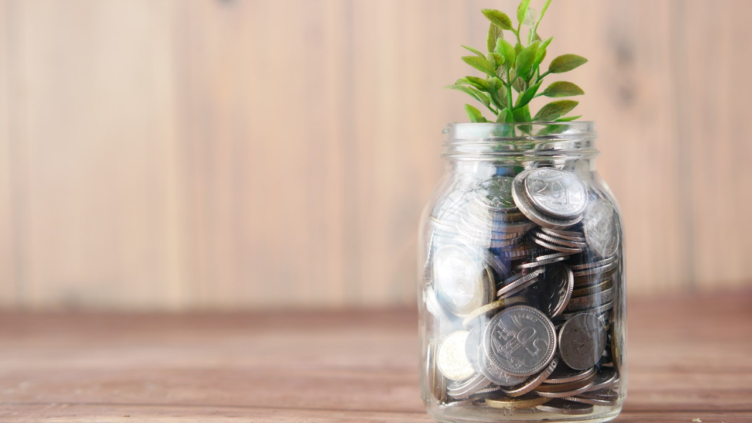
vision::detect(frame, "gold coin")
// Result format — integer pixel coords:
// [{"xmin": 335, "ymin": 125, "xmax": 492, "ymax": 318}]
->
[
  {"xmin": 461, "ymin": 296, "xmax": 527, "ymax": 329},
  {"xmin": 485, "ymin": 393, "xmax": 551, "ymax": 409}
]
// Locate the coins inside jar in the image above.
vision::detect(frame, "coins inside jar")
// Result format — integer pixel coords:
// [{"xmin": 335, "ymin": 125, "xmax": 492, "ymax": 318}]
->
[{"xmin": 423, "ymin": 167, "xmax": 623, "ymax": 415}]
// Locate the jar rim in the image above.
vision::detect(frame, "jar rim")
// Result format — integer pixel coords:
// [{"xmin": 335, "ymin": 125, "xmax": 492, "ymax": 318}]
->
[{"xmin": 442, "ymin": 122, "xmax": 598, "ymax": 160}]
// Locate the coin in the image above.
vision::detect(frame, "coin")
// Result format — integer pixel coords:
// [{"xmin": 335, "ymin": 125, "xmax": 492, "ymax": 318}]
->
[
  {"xmin": 473, "ymin": 176, "xmax": 517, "ymax": 211},
  {"xmin": 502, "ymin": 356, "xmax": 559, "ymax": 397},
  {"xmin": 582, "ymin": 198, "xmax": 619, "ymax": 259},
  {"xmin": 425, "ymin": 286, "xmax": 452, "ymax": 321},
  {"xmin": 462, "ymin": 296, "xmax": 528, "ymax": 329},
  {"xmin": 535, "ymin": 378, "xmax": 595, "ymax": 398},
  {"xmin": 534, "ymin": 231, "xmax": 588, "ymax": 249},
  {"xmin": 512, "ymin": 170, "xmax": 583, "ymax": 229},
  {"xmin": 438, "ymin": 331, "xmax": 477, "ymax": 381},
  {"xmin": 544, "ymin": 365, "xmax": 596, "ymax": 384},
  {"xmin": 516, "ymin": 257, "xmax": 566, "ymax": 271},
  {"xmin": 565, "ymin": 288, "xmax": 614, "ymax": 312},
  {"xmin": 536, "ymin": 399, "xmax": 594, "ymax": 415},
  {"xmin": 572, "ymin": 262, "xmax": 617, "ymax": 277},
  {"xmin": 478, "ymin": 345, "xmax": 528, "ymax": 386},
  {"xmin": 533, "ymin": 237, "xmax": 583, "ymax": 254},
  {"xmin": 536, "ymin": 263, "xmax": 574, "ymax": 318},
  {"xmin": 483, "ymin": 305, "xmax": 557, "ymax": 377},
  {"xmin": 535, "ymin": 372, "xmax": 596, "ymax": 393},
  {"xmin": 524, "ymin": 168, "xmax": 588, "ymax": 219},
  {"xmin": 541, "ymin": 227, "xmax": 586, "ymax": 242},
  {"xmin": 571, "ymin": 279, "xmax": 613, "ymax": 298},
  {"xmin": 427, "ymin": 339, "xmax": 446, "ymax": 402},
  {"xmin": 485, "ymin": 393, "xmax": 551, "ymax": 409},
  {"xmin": 565, "ymin": 394, "xmax": 618, "ymax": 407},
  {"xmin": 558, "ymin": 313, "xmax": 607, "ymax": 371},
  {"xmin": 447, "ymin": 372, "xmax": 492, "ymax": 399},
  {"xmin": 570, "ymin": 255, "xmax": 617, "ymax": 270},
  {"xmin": 433, "ymin": 245, "xmax": 494, "ymax": 316},
  {"xmin": 496, "ymin": 269, "xmax": 544, "ymax": 298},
  {"xmin": 465, "ymin": 325, "xmax": 483, "ymax": 373},
  {"xmin": 586, "ymin": 368, "xmax": 619, "ymax": 392}
]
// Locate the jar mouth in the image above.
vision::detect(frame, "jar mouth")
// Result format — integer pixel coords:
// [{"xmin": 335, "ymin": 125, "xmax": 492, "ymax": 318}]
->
[{"xmin": 443, "ymin": 122, "xmax": 598, "ymax": 160}]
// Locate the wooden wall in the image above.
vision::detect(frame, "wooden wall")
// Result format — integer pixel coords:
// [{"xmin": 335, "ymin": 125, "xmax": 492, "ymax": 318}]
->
[{"xmin": 0, "ymin": 0, "xmax": 750, "ymax": 311}]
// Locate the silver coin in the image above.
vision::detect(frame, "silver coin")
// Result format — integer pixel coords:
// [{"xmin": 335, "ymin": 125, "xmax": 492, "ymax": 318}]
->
[
  {"xmin": 438, "ymin": 331, "xmax": 477, "ymax": 381},
  {"xmin": 533, "ymin": 231, "xmax": 588, "ymax": 249},
  {"xmin": 586, "ymin": 368, "xmax": 619, "ymax": 392},
  {"xmin": 447, "ymin": 372, "xmax": 492, "ymax": 399},
  {"xmin": 516, "ymin": 256, "xmax": 566, "ymax": 270},
  {"xmin": 497, "ymin": 243, "xmax": 540, "ymax": 259},
  {"xmin": 565, "ymin": 288, "xmax": 615, "ymax": 312},
  {"xmin": 535, "ymin": 252, "xmax": 571, "ymax": 262},
  {"xmin": 545, "ymin": 365, "xmax": 596, "ymax": 385},
  {"xmin": 541, "ymin": 227, "xmax": 586, "ymax": 241},
  {"xmin": 497, "ymin": 277, "xmax": 539, "ymax": 299},
  {"xmin": 535, "ymin": 380, "xmax": 595, "ymax": 398},
  {"xmin": 582, "ymin": 198, "xmax": 619, "ymax": 259},
  {"xmin": 533, "ymin": 237, "xmax": 583, "ymax": 254},
  {"xmin": 558, "ymin": 313, "xmax": 607, "ymax": 370},
  {"xmin": 570, "ymin": 255, "xmax": 617, "ymax": 271},
  {"xmin": 433, "ymin": 245, "xmax": 494, "ymax": 317},
  {"xmin": 565, "ymin": 394, "xmax": 618, "ymax": 407},
  {"xmin": 502, "ymin": 356, "xmax": 559, "ymax": 397},
  {"xmin": 496, "ymin": 269, "xmax": 544, "ymax": 298},
  {"xmin": 512, "ymin": 170, "xmax": 583, "ymax": 229},
  {"xmin": 483, "ymin": 305, "xmax": 557, "ymax": 377},
  {"xmin": 524, "ymin": 168, "xmax": 588, "ymax": 219},
  {"xmin": 472, "ymin": 176, "xmax": 518, "ymax": 211},
  {"xmin": 537, "ymin": 263, "xmax": 574, "ymax": 318},
  {"xmin": 557, "ymin": 302, "xmax": 614, "ymax": 321},
  {"xmin": 572, "ymin": 261, "xmax": 617, "ymax": 277},
  {"xmin": 536, "ymin": 399, "xmax": 594, "ymax": 415},
  {"xmin": 477, "ymin": 345, "xmax": 528, "ymax": 386},
  {"xmin": 465, "ymin": 325, "xmax": 483, "ymax": 373},
  {"xmin": 425, "ymin": 286, "xmax": 452, "ymax": 321}
]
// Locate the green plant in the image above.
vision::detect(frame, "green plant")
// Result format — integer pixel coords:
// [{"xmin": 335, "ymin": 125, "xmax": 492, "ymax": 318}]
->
[{"xmin": 445, "ymin": 0, "xmax": 587, "ymax": 124}]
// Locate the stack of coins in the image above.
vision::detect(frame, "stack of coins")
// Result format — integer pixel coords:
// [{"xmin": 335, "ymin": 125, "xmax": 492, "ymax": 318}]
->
[{"xmin": 425, "ymin": 166, "xmax": 623, "ymax": 415}]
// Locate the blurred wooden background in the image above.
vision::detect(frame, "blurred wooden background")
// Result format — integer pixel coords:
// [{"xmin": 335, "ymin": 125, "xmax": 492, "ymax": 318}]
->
[{"xmin": 0, "ymin": 0, "xmax": 750, "ymax": 311}]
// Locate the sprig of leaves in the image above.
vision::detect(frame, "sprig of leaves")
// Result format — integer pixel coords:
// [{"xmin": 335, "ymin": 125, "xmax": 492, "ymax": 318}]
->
[{"xmin": 445, "ymin": 0, "xmax": 587, "ymax": 124}]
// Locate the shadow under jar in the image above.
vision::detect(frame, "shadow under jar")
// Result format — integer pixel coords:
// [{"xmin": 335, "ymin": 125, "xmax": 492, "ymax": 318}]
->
[{"xmin": 418, "ymin": 123, "xmax": 627, "ymax": 423}]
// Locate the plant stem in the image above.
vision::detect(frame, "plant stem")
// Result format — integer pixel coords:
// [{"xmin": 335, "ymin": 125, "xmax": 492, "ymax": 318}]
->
[{"xmin": 532, "ymin": 0, "xmax": 553, "ymax": 41}]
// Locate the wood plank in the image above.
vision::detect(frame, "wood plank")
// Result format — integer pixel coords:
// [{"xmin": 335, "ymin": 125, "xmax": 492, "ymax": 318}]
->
[
  {"xmin": 8, "ymin": 0, "xmax": 186, "ymax": 310},
  {"xmin": 0, "ymin": 0, "xmax": 17, "ymax": 308},
  {"xmin": 0, "ymin": 291, "xmax": 751, "ymax": 420}
]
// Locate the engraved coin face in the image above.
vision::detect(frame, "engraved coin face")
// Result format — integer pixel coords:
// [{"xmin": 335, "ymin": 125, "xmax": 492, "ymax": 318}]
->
[
  {"xmin": 582, "ymin": 198, "xmax": 619, "ymax": 259},
  {"xmin": 483, "ymin": 305, "xmax": 557, "ymax": 377},
  {"xmin": 558, "ymin": 313, "xmax": 607, "ymax": 371},
  {"xmin": 512, "ymin": 170, "xmax": 582, "ymax": 229},
  {"xmin": 524, "ymin": 169, "xmax": 587, "ymax": 219},
  {"xmin": 537, "ymin": 263, "xmax": 574, "ymax": 318},
  {"xmin": 438, "ymin": 331, "xmax": 477, "ymax": 381},
  {"xmin": 473, "ymin": 176, "xmax": 517, "ymax": 211},
  {"xmin": 433, "ymin": 245, "xmax": 493, "ymax": 316}
]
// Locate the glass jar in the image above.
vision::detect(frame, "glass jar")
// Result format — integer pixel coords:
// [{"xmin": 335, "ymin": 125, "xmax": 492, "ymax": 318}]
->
[{"xmin": 418, "ymin": 123, "xmax": 626, "ymax": 423}]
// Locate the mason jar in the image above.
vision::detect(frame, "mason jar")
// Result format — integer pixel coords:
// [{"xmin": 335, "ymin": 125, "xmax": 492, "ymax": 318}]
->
[{"xmin": 418, "ymin": 122, "xmax": 626, "ymax": 423}]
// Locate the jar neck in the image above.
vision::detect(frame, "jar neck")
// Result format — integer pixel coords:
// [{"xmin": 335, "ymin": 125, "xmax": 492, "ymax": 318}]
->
[{"xmin": 442, "ymin": 122, "xmax": 599, "ymax": 162}]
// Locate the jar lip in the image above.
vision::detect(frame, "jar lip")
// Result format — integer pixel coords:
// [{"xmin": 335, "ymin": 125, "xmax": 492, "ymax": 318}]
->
[
  {"xmin": 444, "ymin": 122, "xmax": 596, "ymax": 141},
  {"xmin": 442, "ymin": 122, "xmax": 598, "ymax": 159}
]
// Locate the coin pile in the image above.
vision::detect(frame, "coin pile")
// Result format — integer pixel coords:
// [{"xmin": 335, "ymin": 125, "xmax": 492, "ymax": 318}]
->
[{"xmin": 424, "ymin": 167, "xmax": 623, "ymax": 416}]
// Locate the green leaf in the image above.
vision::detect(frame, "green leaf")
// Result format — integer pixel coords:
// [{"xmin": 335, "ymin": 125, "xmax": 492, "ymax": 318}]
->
[
  {"xmin": 462, "ymin": 76, "xmax": 490, "ymax": 91},
  {"xmin": 490, "ymin": 53, "xmax": 505, "ymax": 72},
  {"xmin": 462, "ymin": 55, "xmax": 496, "ymax": 77},
  {"xmin": 549, "ymin": 54, "xmax": 589, "ymax": 74},
  {"xmin": 555, "ymin": 115, "xmax": 582, "ymax": 122},
  {"xmin": 513, "ymin": 104, "xmax": 532, "ymax": 123},
  {"xmin": 516, "ymin": 81, "xmax": 542, "ymax": 109},
  {"xmin": 515, "ymin": 41, "xmax": 540, "ymax": 80},
  {"xmin": 445, "ymin": 85, "xmax": 491, "ymax": 108},
  {"xmin": 533, "ymin": 100, "xmax": 580, "ymax": 121},
  {"xmin": 482, "ymin": 9, "xmax": 513, "ymax": 30},
  {"xmin": 497, "ymin": 108, "xmax": 514, "ymax": 123},
  {"xmin": 465, "ymin": 104, "xmax": 487, "ymax": 123},
  {"xmin": 487, "ymin": 24, "xmax": 504, "ymax": 52},
  {"xmin": 495, "ymin": 39, "xmax": 516, "ymax": 70},
  {"xmin": 515, "ymin": 43, "xmax": 524, "ymax": 56},
  {"xmin": 541, "ymin": 81, "xmax": 585, "ymax": 97},
  {"xmin": 533, "ymin": 37, "xmax": 553, "ymax": 69},
  {"xmin": 517, "ymin": 0, "xmax": 531, "ymax": 24},
  {"xmin": 463, "ymin": 45, "xmax": 485, "ymax": 58},
  {"xmin": 523, "ymin": 7, "xmax": 538, "ymax": 27}
]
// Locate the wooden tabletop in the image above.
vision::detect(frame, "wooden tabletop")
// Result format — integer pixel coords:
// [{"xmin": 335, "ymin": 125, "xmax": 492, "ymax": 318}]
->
[{"xmin": 1, "ymin": 291, "xmax": 751, "ymax": 423}]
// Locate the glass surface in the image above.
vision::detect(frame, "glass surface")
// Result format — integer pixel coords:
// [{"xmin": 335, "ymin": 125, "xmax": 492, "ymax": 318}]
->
[{"xmin": 418, "ymin": 123, "xmax": 626, "ymax": 423}]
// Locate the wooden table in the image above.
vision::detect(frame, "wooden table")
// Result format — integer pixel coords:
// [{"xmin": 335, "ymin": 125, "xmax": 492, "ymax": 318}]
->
[{"xmin": 1, "ymin": 291, "xmax": 751, "ymax": 422}]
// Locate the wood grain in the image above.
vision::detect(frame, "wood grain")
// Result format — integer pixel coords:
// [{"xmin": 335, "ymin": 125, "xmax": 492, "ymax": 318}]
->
[
  {"xmin": 1, "ymin": 0, "xmax": 752, "ymax": 310},
  {"xmin": 0, "ymin": 291, "xmax": 751, "ymax": 422}
]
